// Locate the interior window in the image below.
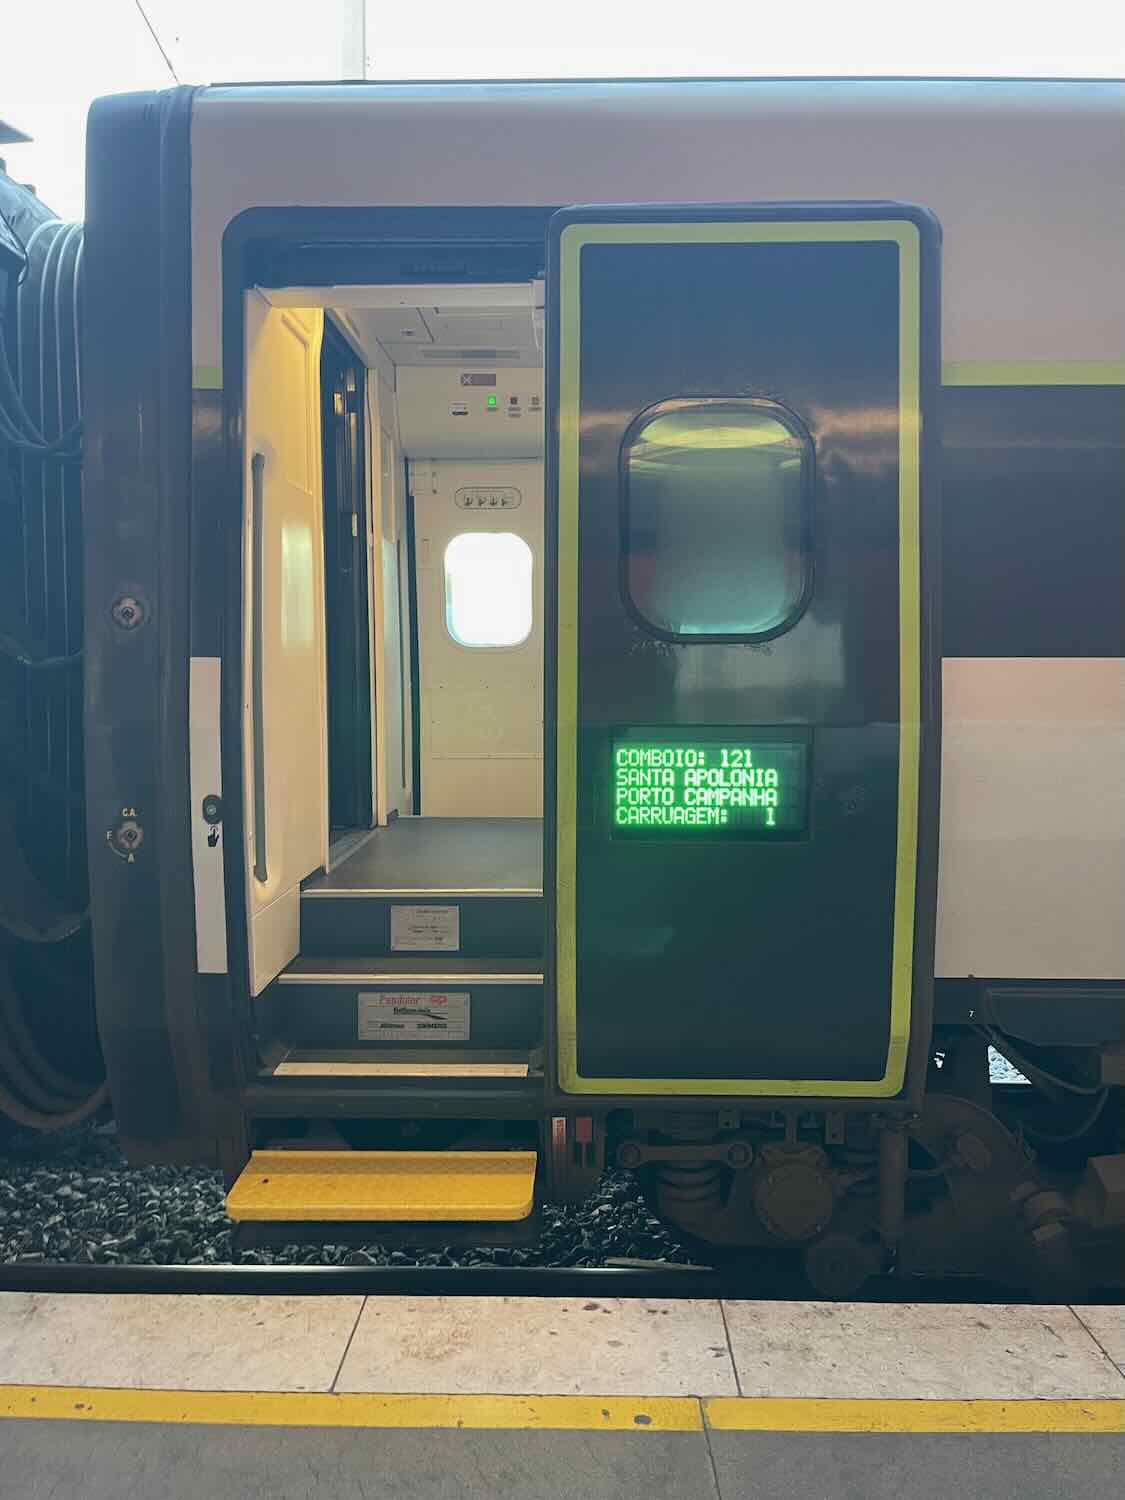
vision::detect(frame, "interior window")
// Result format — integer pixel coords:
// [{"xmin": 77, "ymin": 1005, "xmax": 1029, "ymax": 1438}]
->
[
  {"xmin": 622, "ymin": 398, "xmax": 813, "ymax": 640},
  {"xmin": 444, "ymin": 531, "xmax": 533, "ymax": 648}
]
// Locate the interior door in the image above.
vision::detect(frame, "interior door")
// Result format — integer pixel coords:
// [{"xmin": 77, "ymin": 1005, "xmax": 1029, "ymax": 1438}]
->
[
  {"xmin": 320, "ymin": 322, "xmax": 373, "ymax": 833},
  {"xmin": 547, "ymin": 204, "xmax": 941, "ymax": 1098},
  {"xmin": 413, "ymin": 460, "xmax": 544, "ymax": 817},
  {"xmin": 243, "ymin": 295, "xmax": 328, "ymax": 995}
]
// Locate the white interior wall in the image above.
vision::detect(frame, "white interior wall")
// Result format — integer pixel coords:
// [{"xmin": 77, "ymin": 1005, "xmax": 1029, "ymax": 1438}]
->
[
  {"xmin": 335, "ymin": 294, "xmax": 544, "ymax": 826},
  {"xmin": 412, "ymin": 457, "xmax": 544, "ymax": 817}
]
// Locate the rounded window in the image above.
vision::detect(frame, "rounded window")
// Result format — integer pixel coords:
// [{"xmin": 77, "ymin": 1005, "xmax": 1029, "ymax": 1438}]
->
[{"xmin": 621, "ymin": 398, "xmax": 814, "ymax": 641}]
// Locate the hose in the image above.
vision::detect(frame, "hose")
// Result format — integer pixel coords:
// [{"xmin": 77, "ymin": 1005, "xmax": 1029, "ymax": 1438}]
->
[
  {"xmin": 0, "ymin": 629, "xmax": 82, "ymax": 671},
  {"xmin": 0, "ymin": 968, "xmax": 87, "ymax": 1103},
  {"xmin": 1021, "ymin": 1089, "xmax": 1112, "ymax": 1147},
  {"xmin": 0, "ymin": 218, "xmax": 82, "ymax": 460},
  {"xmin": 974, "ymin": 986, "xmax": 1108, "ymax": 1097},
  {"xmin": 0, "ymin": 961, "xmax": 107, "ymax": 1129},
  {"xmin": 971, "ymin": 1023, "xmax": 1107, "ymax": 1098},
  {"xmin": 971, "ymin": 988, "xmax": 1114, "ymax": 1147},
  {"xmin": 0, "ymin": 1074, "xmax": 109, "ymax": 1132},
  {"xmin": 0, "ymin": 322, "xmax": 81, "ymax": 456},
  {"xmin": 0, "ymin": 197, "xmax": 99, "ymax": 1132}
]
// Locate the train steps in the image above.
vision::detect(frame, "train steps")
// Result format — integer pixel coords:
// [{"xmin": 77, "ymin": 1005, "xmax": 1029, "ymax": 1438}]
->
[
  {"xmin": 266, "ymin": 957, "xmax": 544, "ymax": 1053},
  {"xmin": 299, "ymin": 816, "xmax": 543, "ymax": 959},
  {"xmin": 249, "ymin": 818, "xmax": 546, "ymax": 1119},
  {"xmin": 299, "ymin": 890, "xmax": 543, "ymax": 959}
]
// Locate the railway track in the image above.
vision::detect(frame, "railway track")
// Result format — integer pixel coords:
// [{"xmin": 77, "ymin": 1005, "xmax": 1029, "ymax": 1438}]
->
[
  {"xmin": 3, "ymin": 1258, "xmax": 1123, "ymax": 1302},
  {"xmin": 3, "ymin": 1124, "xmax": 1125, "ymax": 1302}
]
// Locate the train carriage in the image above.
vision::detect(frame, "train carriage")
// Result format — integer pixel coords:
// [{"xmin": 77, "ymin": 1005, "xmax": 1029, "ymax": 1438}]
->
[{"xmin": 81, "ymin": 78, "xmax": 1124, "ymax": 1291}]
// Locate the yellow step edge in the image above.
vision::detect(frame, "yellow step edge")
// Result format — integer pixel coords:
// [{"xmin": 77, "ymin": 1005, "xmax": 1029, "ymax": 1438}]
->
[
  {"xmin": 225, "ymin": 1149, "xmax": 536, "ymax": 1223},
  {"xmin": 271, "ymin": 1061, "xmax": 530, "ymax": 1078}
]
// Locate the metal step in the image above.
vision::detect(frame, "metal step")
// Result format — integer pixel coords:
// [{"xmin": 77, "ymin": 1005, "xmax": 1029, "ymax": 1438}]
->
[
  {"xmin": 269, "ymin": 1048, "xmax": 536, "ymax": 1079},
  {"xmin": 300, "ymin": 817, "xmax": 544, "ymax": 959},
  {"xmin": 278, "ymin": 957, "xmax": 544, "ymax": 983},
  {"xmin": 308, "ymin": 816, "xmax": 542, "ymax": 894},
  {"xmin": 263, "ymin": 956, "xmax": 544, "ymax": 1051},
  {"xmin": 225, "ymin": 1149, "xmax": 537, "ymax": 1223},
  {"xmin": 299, "ymin": 891, "xmax": 543, "ymax": 959}
]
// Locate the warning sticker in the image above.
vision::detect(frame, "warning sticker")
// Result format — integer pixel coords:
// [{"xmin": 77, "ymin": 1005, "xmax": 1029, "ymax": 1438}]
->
[
  {"xmin": 358, "ymin": 991, "xmax": 470, "ymax": 1042},
  {"xmin": 389, "ymin": 905, "xmax": 460, "ymax": 951}
]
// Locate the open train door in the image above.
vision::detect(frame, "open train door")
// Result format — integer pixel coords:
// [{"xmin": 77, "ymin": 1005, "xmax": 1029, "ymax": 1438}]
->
[
  {"xmin": 546, "ymin": 204, "xmax": 941, "ymax": 1101},
  {"xmin": 242, "ymin": 298, "xmax": 329, "ymax": 996}
]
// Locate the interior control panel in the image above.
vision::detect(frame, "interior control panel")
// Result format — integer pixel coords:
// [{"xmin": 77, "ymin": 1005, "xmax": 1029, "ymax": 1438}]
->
[{"xmin": 397, "ymin": 367, "xmax": 545, "ymax": 458}]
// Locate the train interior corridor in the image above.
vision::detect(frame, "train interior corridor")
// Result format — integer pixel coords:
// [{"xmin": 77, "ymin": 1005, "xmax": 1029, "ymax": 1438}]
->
[{"xmin": 242, "ymin": 272, "xmax": 547, "ymax": 1098}]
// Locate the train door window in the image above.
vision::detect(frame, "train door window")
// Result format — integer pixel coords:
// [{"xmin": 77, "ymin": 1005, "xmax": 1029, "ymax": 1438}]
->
[
  {"xmin": 444, "ymin": 531, "xmax": 534, "ymax": 648},
  {"xmin": 622, "ymin": 398, "xmax": 813, "ymax": 641}
]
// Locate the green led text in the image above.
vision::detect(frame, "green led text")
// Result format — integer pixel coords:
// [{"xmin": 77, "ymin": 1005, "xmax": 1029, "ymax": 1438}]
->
[{"xmin": 611, "ymin": 739, "xmax": 807, "ymax": 835}]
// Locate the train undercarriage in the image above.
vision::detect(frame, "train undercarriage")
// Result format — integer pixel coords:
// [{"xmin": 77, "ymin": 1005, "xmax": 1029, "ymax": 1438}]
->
[
  {"xmin": 542, "ymin": 1028, "xmax": 1124, "ymax": 1295},
  {"xmin": 224, "ymin": 1025, "xmax": 1124, "ymax": 1296}
]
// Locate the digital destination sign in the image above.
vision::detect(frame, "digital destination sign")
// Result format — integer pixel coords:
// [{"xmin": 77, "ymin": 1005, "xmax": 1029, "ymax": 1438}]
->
[{"xmin": 611, "ymin": 734, "xmax": 809, "ymax": 837}]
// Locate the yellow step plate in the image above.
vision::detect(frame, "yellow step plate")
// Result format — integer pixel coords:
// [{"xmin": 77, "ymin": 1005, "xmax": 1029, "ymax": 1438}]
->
[{"xmin": 226, "ymin": 1150, "xmax": 537, "ymax": 1223}]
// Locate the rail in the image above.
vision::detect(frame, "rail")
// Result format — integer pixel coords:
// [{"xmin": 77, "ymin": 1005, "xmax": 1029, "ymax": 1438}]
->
[{"xmin": 2, "ymin": 1260, "xmax": 1121, "ymax": 1302}]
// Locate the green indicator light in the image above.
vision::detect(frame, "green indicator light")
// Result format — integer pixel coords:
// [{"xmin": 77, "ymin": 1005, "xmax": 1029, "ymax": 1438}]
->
[
  {"xmin": 610, "ymin": 734, "xmax": 809, "ymax": 839},
  {"xmin": 487, "ymin": 394, "xmax": 498, "ymax": 409}
]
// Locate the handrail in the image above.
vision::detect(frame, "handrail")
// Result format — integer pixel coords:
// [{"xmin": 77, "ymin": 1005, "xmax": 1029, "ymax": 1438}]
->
[{"xmin": 251, "ymin": 451, "xmax": 268, "ymax": 883}]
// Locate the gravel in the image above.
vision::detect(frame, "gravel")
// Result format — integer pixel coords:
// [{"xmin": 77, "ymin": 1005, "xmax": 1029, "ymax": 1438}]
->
[
  {"xmin": 989, "ymin": 1046, "xmax": 1031, "ymax": 1085},
  {"xmin": 0, "ymin": 1058, "xmax": 1031, "ymax": 1267},
  {"xmin": 0, "ymin": 1124, "xmax": 691, "ymax": 1268}
]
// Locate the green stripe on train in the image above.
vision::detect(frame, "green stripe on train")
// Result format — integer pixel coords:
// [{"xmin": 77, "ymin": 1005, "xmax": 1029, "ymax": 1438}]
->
[{"xmin": 942, "ymin": 360, "xmax": 1125, "ymax": 387}]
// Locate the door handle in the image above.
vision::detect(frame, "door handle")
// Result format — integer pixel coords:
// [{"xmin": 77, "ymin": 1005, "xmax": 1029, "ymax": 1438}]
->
[{"xmin": 251, "ymin": 451, "xmax": 268, "ymax": 883}]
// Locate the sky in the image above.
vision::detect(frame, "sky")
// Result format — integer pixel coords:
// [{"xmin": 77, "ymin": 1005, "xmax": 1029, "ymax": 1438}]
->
[{"xmin": 1, "ymin": 0, "xmax": 1123, "ymax": 220}]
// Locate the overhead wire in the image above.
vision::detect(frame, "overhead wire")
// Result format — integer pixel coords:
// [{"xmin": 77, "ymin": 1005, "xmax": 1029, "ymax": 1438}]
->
[{"xmin": 133, "ymin": 0, "xmax": 182, "ymax": 85}]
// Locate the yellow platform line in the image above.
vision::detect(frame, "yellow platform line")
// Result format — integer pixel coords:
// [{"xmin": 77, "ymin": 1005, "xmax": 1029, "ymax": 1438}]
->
[
  {"xmin": 0, "ymin": 1387, "xmax": 700, "ymax": 1432},
  {"xmin": 1, "ymin": 1387, "xmax": 1123, "ymax": 1433},
  {"xmin": 705, "ymin": 1397, "xmax": 1125, "ymax": 1434}
]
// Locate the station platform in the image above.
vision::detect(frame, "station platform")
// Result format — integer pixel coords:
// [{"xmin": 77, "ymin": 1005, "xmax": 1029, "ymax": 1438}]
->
[{"xmin": 1, "ymin": 1294, "xmax": 1123, "ymax": 1498}]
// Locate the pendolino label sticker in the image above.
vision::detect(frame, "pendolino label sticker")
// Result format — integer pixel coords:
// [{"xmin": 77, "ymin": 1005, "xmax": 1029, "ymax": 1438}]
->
[
  {"xmin": 389, "ymin": 905, "xmax": 460, "ymax": 951},
  {"xmin": 358, "ymin": 991, "xmax": 471, "ymax": 1042}
]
